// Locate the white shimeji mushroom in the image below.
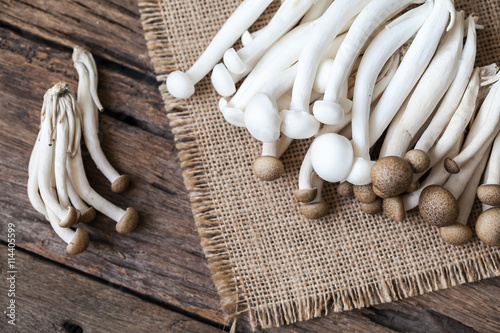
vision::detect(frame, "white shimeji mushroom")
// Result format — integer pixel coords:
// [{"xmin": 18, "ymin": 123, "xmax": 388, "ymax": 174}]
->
[
  {"xmin": 477, "ymin": 131, "xmax": 500, "ymax": 206},
  {"xmin": 223, "ymin": 0, "xmax": 316, "ymax": 75},
  {"xmin": 369, "ymin": 0, "xmax": 455, "ymax": 146},
  {"xmin": 313, "ymin": 0, "xmax": 423, "ymax": 126},
  {"xmin": 439, "ymin": 153, "xmax": 488, "ymax": 245},
  {"xmin": 346, "ymin": 3, "xmax": 431, "ymax": 186},
  {"xmin": 73, "ymin": 47, "xmax": 130, "ymax": 193},
  {"xmin": 281, "ymin": 0, "xmax": 372, "ymax": 139},
  {"xmin": 444, "ymin": 79, "xmax": 500, "ymax": 174},
  {"xmin": 166, "ymin": 0, "xmax": 274, "ymax": 99}
]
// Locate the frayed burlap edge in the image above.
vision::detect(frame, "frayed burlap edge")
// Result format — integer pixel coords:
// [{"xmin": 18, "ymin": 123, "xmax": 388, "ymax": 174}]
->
[{"xmin": 137, "ymin": 0, "xmax": 500, "ymax": 330}]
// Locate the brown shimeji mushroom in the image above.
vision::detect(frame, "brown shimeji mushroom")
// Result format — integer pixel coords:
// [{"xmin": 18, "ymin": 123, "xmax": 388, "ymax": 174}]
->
[{"xmin": 72, "ymin": 47, "xmax": 130, "ymax": 193}]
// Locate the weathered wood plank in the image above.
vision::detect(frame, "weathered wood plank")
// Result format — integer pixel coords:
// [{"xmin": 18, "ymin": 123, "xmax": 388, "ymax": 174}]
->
[
  {"xmin": 0, "ymin": 26, "xmax": 170, "ymax": 138},
  {"xmin": 0, "ymin": 246, "xmax": 221, "ymax": 333},
  {"xmin": 0, "ymin": 0, "xmax": 150, "ymax": 73}
]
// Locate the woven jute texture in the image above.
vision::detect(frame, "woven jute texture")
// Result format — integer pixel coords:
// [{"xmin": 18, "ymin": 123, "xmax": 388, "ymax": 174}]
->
[{"xmin": 138, "ymin": 0, "xmax": 500, "ymax": 330}]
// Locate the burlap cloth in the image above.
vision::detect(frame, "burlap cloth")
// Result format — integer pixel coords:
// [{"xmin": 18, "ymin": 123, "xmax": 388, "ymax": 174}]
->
[{"xmin": 138, "ymin": 1, "xmax": 500, "ymax": 330}]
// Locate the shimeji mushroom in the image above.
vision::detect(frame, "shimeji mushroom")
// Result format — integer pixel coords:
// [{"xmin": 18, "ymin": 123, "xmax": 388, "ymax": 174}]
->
[
  {"xmin": 253, "ymin": 135, "xmax": 293, "ymax": 181},
  {"xmin": 46, "ymin": 208, "xmax": 89, "ymax": 255},
  {"xmin": 439, "ymin": 153, "xmax": 488, "ymax": 245},
  {"xmin": 413, "ymin": 15, "xmax": 477, "ymax": 155},
  {"xmin": 477, "ymin": 131, "xmax": 500, "ymax": 206},
  {"xmin": 298, "ymin": 174, "xmax": 329, "ymax": 219},
  {"xmin": 368, "ymin": 0, "xmax": 454, "ymax": 147},
  {"xmin": 444, "ymin": 79, "xmax": 500, "ymax": 174},
  {"xmin": 166, "ymin": 0, "xmax": 274, "ymax": 99},
  {"xmin": 313, "ymin": 0, "xmax": 422, "ymax": 126},
  {"xmin": 346, "ymin": 3, "xmax": 431, "ymax": 186},
  {"xmin": 281, "ymin": 0, "xmax": 372, "ymax": 139},
  {"xmin": 300, "ymin": 0, "xmax": 334, "ymax": 24},
  {"xmin": 73, "ymin": 47, "xmax": 130, "ymax": 193},
  {"xmin": 67, "ymin": 176, "xmax": 96, "ymax": 223},
  {"xmin": 419, "ymin": 140, "xmax": 493, "ymax": 228},
  {"xmin": 223, "ymin": 0, "xmax": 315, "ymax": 75},
  {"xmin": 476, "ymin": 207, "xmax": 500, "ymax": 247}
]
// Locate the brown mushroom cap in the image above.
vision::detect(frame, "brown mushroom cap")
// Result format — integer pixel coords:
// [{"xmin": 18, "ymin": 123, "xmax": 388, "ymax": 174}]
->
[
  {"xmin": 360, "ymin": 198, "xmax": 382, "ymax": 215},
  {"xmin": 293, "ymin": 188, "xmax": 318, "ymax": 203},
  {"xmin": 299, "ymin": 202, "xmax": 329, "ymax": 220},
  {"xmin": 477, "ymin": 184, "xmax": 500, "ymax": 207},
  {"xmin": 439, "ymin": 224, "xmax": 473, "ymax": 245},
  {"xmin": 111, "ymin": 174, "xmax": 130, "ymax": 193},
  {"xmin": 80, "ymin": 207, "xmax": 97, "ymax": 223},
  {"xmin": 475, "ymin": 207, "xmax": 500, "ymax": 247},
  {"xmin": 382, "ymin": 196, "xmax": 405, "ymax": 222},
  {"xmin": 337, "ymin": 181, "xmax": 354, "ymax": 198},
  {"xmin": 253, "ymin": 156, "xmax": 284, "ymax": 181},
  {"xmin": 353, "ymin": 184, "xmax": 378, "ymax": 204},
  {"xmin": 444, "ymin": 157, "xmax": 460, "ymax": 174},
  {"xmin": 419, "ymin": 185, "xmax": 458, "ymax": 227},
  {"xmin": 372, "ymin": 185, "xmax": 389, "ymax": 199},
  {"xmin": 404, "ymin": 149, "xmax": 431, "ymax": 174},
  {"xmin": 116, "ymin": 207, "xmax": 139, "ymax": 234},
  {"xmin": 66, "ymin": 227, "xmax": 90, "ymax": 255},
  {"xmin": 371, "ymin": 156, "xmax": 413, "ymax": 197},
  {"xmin": 59, "ymin": 206, "xmax": 80, "ymax": 228}
]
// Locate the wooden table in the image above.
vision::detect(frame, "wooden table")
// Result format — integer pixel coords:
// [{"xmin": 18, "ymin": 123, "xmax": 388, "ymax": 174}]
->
[{"xmin": 0, "ymin": 1, "xmax": 498, "ymax": 332}]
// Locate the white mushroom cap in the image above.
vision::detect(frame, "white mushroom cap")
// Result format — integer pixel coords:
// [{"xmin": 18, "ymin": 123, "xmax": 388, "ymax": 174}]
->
[
  {"xmin": 166, "ymin": 71, "xmax": 195, "ymax": 99},
  {"xmin": 310, "ymin": 133, "xmax": 354, "ymax": 183},
  {"xmin": 211, "ymin": 63, "xmax": 236, "ymax": 97},
  {"xmin": 244, "ymin": 93, "xmax": 281, "ymax": 143},
  {"xmin": 279, "ymin": 109, "xmax": 320, "ymax": 139},
  {"xmin": 346, "ymin": 157, "xmax": 375, "ymax": 185},
  {"xmin": 223, "ymin": 48, "xmax": 247, "ymax": 74},
  {"xmin": 312, "ymin": 100, "xmax": 345, "ymax": 125},
  {"xmin": 219, "ymin": 97, "xmax": 245, "ymax": 127}
]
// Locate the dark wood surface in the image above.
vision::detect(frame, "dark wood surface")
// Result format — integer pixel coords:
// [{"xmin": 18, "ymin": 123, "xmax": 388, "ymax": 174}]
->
[{"xmin": 0, "ymin": 1, "xmax": 498, "ymax": 332}]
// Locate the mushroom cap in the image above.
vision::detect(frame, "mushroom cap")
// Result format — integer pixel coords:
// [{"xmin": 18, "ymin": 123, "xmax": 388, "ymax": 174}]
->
[
  {"xmin": 346, "ymin": 157, "xmax": 375, "ymax": 186},
  {"xmin": 372, "ymin": 185, "xmax": 389, "ymax": 199},
  {"xmin": 337, "ymin": 181, "xmax": 354, "ymax": 198},
  {"xmin": 66, "ymin": 227, "xmax": 90, "ymax": 255},
  {"xmin": 477, "ymin": 184, "xmax": 500, "ymax": 206},
  {"xmin": 166, "ymin": 71, "xmax": 195, "ymax": 99},
  {"xmin": 116, "ymin": 207, "xmax": 139, "ymax": 234},
  {"xmin": 383, "ymin": 196, "xmax": 405, "ymax": 222},
  {"xmin": 444, "ymin": 157, "xmax": 460, "ymax": 174},
  {"xmin": 253, "ymin": 156, "xmax": 284, "ymax": 181},
  {"xmin": 59, "ymin": 206, "xmax": 80, "ymax": 228},
  {"xmin": 475, "ymin": 207, "xmax": 500, "ymax": 247},
  {"xmin": 419, "ymin": 185, "xmax": 458, "ymax": 227},
  {"xmin": 312, "ymin": 100, "xmax": 345, "ymax": 125},
  {"xmin": 404, "ymin": 149, "xmax": 431, "ymax": 174},
  {"xmin": 279, "ymin": 109, "xmax": 320, "ymax": 139},
  {"xmin": 360, "ymin": 198, "xmax": 382, "ymax": 215},
  {"xmin": 293, "ymin": 188, "xmax": 318, "ymax": 203},
  {"xmin": 353, "ymin": 184, "xmax": 378, "ymax": 204},
  {"xmin": 439, "ymin": 224, "xmax": 473, "ymax": 245},
  {"xmin": 299, "ymin": 202, "xmax": 329, "ymax": 220},
  {"xmin": 211, "ymin": 63, "xmax": 236, "ymax": 97},
  {"xmin": 244, "ymin": 93, "xmax": 281, "ymax": 143},
  {"xmin": 310, "ymin": 133, "xmax": 354, "ymax": 183},
  {"xmin": 80, "ymin": 207, "xmax": 97, "ymax": 223},
  {"xmin": 111, "ymin": 174, "xmax": 130, "ymax": 193},
  {"xmin": 223, "ymin": 48, "xmax": 246, "ymax": 74},
  {"xmin": 371, "ymin": 156, "xmax": 413, "ymax": 198}
]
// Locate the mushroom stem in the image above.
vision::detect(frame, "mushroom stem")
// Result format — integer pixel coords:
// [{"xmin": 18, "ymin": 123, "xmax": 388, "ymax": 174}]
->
[
  {"xmin": 444, "ymin": 80, "xmax": 500, "ymax": 174},
  {"xmin": 166, "ymin": 0, "xmax": 274, "ymax": 99},
  {"xmin": 66, "ymin": 175, "xmax": 96, "ymax": 223},
  {"xmin": 414, "ymin": 15, "xmax": 477, "ymax": 153},
  {"xmin": 253, "ymin": 135, "xmax": 293, "ymax": 182},
  {"xmin": 67, "ymin": 146, "xmax": 138, "ymax": 234},
  {"xmin": 384, "ymin": 10, "xmax": 464, "ymax": 158},
  {"xmin": 73, "ymin": 47, "xmax": 129, "ymax": 193},
  {"xmin": 300, "ymin": 0, "xmax": 334, "ymax": 24},
  {"xmin": 477, "ymin": 131, "xmax": 500, "ymax": 206},
  {"xmin": 54, "ymin": 112, "xmax": 70, "ymax": 208},
  {"xmin": 27, "ymin": 134, "xmax": 47, "ymax": 216},
  {"xmin": 299, "ymin": 174, "xmax": 329, "ymax": 219},
  {"xmin": 223, "ymin": 0, "xmax": 316, "ymax": 75},
  {"xmin": 369, "ymin": 0, "xmax": 453, "ymax": 145},
  {"xmin": 314, "ymin": 0, "xmax": 422, "ymax": 125}
]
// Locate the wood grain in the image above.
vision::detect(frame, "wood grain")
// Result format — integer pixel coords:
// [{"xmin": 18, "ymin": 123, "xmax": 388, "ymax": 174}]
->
[{"xmin": 0, "ymin": 246, "xmax": 221, "ymax": 333}]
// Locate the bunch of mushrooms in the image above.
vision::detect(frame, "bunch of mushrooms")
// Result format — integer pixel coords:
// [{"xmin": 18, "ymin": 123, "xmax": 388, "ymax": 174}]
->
[
  {"xmin": 166, "ymin": 0, "xmax": 499, "ymax": 246},
  {"xmin": 27, "ymin": 48, "xmax": 138, "ymax": 255}
]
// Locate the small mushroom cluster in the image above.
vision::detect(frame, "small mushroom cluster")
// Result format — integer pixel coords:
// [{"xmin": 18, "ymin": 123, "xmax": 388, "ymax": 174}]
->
[
  {"xmin": 166, "ymin": 1, "xmax": 499, "ymax": 246},
  {"xmin": 27, "ymin": 47, "xmax": 138, "ymax": 255}
]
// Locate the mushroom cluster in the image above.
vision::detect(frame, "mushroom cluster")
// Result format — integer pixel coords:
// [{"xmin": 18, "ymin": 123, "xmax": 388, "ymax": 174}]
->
[
  {"xmin": 27, "ymin": 48, "xmax": 138, "ymax": 255},
  {"xmin": 166, "ymin": 0, "xmax": 499, "ymax": 246}
]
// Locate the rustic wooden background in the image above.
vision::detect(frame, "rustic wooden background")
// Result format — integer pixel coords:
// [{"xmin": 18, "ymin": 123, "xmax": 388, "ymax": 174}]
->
[{"xmin": 0, "ymin": 0, "xmax": 499, "ymax": 332}]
